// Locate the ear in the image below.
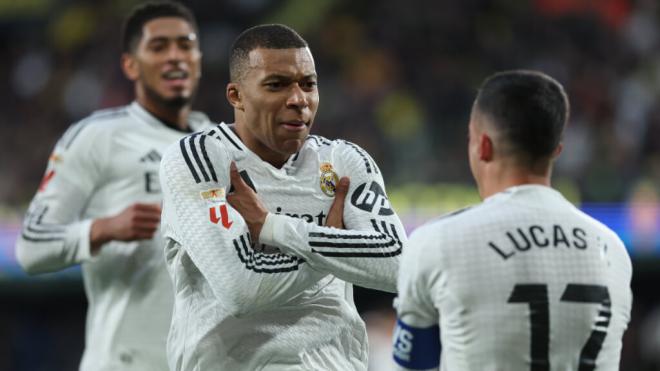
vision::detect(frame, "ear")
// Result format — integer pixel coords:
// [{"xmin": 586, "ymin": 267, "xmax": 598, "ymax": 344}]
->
[
  {"xmin": 479, "ymin": 133, "xmax": 494, "ymax": 162},
  {"xmin": 121, "ymin": 53, "xmax": 139, "ymax": 81},
  {"xmin": 226, "ymin": 82, "xmax": 244, "ymax": 111},
  {"xmin": 552, "ymin": 143, "xmax": 563, "ymax": 158}
]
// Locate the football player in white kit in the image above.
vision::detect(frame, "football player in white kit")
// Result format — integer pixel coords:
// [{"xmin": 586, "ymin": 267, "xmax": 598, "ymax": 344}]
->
[
  {"xmin": 15, "ymin": 2, "xmax": 210, "ymax": 370},
  {"xmin": 393, "ymin": 70, "xmax": 632, "ymax": 371},
  {"xmin": 159, "ymin": 24, "xmax": 406, "ymax": 370}
]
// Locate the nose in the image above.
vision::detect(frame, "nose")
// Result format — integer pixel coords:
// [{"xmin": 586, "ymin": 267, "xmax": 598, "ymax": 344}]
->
[
  {"xmin": 166, "ymin": 44, "xmax": 185, "ymax": 62},
  {"xmin": 286, "ymin": 84, "xmax": 309, "ymax": 110}
]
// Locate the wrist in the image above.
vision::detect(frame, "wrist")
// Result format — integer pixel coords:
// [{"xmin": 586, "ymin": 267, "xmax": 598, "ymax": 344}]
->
[{"xmin": 90, "ymin": 217, "xmax": 112, "ymax": 254}]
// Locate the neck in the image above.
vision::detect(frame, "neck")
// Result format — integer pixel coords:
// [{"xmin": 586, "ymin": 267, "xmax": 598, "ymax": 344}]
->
[
  {"xmin": 478, "ymin": 160, "xmax": 552, "ymax": 199},
  {"xmin": 233, "ymin": 120, "xmax": 289, "ymax": 169},
  {"xmin": 136, "ymin": 95, "xmax": 190, "ymax": 131}
]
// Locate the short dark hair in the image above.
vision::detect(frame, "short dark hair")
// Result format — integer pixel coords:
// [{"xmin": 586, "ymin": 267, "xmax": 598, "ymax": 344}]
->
[
  {"xmin": 229, "ymin": 24, "xmax": 308, "ymax": 82},
  {"xmin": 121, "ymin": 1, "xmax": 198, "ymax": 53},
  {"xmin": 475, "ymin": 70, "xmax": 569, "ymax": 164}
]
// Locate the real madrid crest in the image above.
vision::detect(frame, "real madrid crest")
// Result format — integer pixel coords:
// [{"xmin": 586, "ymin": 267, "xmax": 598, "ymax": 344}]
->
[{"xmin": 319, "ymin": 162, "xmax": 339, "ymax": 197}]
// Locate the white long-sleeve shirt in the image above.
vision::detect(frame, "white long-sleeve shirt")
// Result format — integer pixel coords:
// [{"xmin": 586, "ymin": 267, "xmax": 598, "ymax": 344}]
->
[
  {"xmin": 16, "ymin": 102, "xmax": 210, "ymax": 371},
  {"xmin": 394, "ymin": 185, "xmax": 632, "ymax": 371},
  {"xmin": 160, "ymin": 123, "xmax": 406, "ymax": 370}
]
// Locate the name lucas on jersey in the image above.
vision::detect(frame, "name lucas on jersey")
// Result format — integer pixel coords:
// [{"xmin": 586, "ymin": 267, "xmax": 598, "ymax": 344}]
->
[{"xmin": 489, "ymin": 224, "xmax": 587, "ymax": 260}]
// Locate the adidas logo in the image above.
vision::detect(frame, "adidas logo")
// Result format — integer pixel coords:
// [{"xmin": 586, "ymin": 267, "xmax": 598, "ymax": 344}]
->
[{"xmin": 140, "ymin": 150, "xmax": 162, "ymax": 163}]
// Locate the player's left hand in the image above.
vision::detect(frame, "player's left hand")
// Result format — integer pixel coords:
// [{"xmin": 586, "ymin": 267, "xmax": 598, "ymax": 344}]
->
[
  {"xmin": 227, "ymin": 162, "xmax": 268, "ymax": 242},
  {"xmin": 325, "ymin": 176, "xmax": 350, "ymax": 229}
]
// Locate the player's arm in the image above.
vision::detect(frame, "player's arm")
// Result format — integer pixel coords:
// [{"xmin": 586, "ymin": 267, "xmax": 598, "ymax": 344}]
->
[
  {"xmin": 15, "ymin": 121, "xmax": 161, "ymax": 274},
  {"xmin": 160, "ymin": 135, "xmax": 328, "ymax": 316},
  {"xmin": 232, "ymin": 142, "xmax": 405, "ymax": 293},
  {"xmin": 393, "ymin": 226, "xmax": 441, "ymax": 371}
]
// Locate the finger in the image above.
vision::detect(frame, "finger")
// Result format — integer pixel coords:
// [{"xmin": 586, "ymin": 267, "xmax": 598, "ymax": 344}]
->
[
  {"xmin": 335, "ymin": 176, "xmax": 350, "ymax": 200},
  {"xmin": 325, "ymin": 177, "xmax": 350, "ymax": 228},
  {"xmin": 133, "ymin": 220, "xmax": 160, "ymax": 229},
  {"xmin": 133, "ymin": 210, "xmax": 161, "ymax": 220},
  {"xmin": 133, "ymin": 214, "xmax": 161, "ymax": 224},
  {"xmin": 133, "ymin": 203, "xmax": 162, "ymax": 212},
  {"xmin": 229, "ymin": 162, "xmax": 249, "ymax": 192}
]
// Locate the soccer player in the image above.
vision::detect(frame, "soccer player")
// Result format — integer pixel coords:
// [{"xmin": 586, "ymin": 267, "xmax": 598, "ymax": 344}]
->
[
  {"xmin": 159, "ymin": 24, "xmax": 406, "ymax": 370},
  {"xmin": 393, "ymin": 70, "xmax": 632, "ymax": 370},
  {"xmin": 15, "ymin": 2, "xmax": 209, "ymax": 370}
]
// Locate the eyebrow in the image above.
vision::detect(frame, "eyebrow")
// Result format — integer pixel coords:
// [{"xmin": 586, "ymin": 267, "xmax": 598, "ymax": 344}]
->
[
  {"xmin": 146, "ymin": 34, "xmax": 197, "ymax": 44},
  {"xmin": 263, "ymin": 73, "xmax": 317, "ymax": 80}
]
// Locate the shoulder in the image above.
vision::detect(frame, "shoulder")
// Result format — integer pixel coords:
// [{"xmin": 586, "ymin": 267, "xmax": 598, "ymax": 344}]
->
[
  {"xmin": 162, "ymin": 125, "xmax": 233, "ymax": 184},
  {"xmin": 410, "ymin": 205, "xmax": 480, "ymax": 242},
  {"xmin": 59, "ymin": 106, "xmax": 129, "ymax": 148},
  {"xmin": 57, "ymin": 106, "xmax": 130, "ymax": 150},
  {"xmin": 308, "ymin": 137, "xmax": 381, "ymax": 176}
]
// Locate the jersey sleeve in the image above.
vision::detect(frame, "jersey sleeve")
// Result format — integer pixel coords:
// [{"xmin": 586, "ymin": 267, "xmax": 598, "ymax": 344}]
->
[
  {"xmin": 160, "ymin": 133, "xmax": 328, "ymax": 317},
  {"xmin": 392, "ymin": 225, "xmax": 442, "ymax": 371},
  {"xmin": 15, "ymin": 121, "xmax": 106, "ymax": 274},
  {"xmin": 259, "ymin": 141, "xmax": 405, "ymax": 293}
]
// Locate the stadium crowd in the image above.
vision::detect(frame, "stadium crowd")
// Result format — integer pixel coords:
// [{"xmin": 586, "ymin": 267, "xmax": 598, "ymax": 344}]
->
[{"xmin": 0, "ymin": 0, "xmax": 659, "ymax": 370}]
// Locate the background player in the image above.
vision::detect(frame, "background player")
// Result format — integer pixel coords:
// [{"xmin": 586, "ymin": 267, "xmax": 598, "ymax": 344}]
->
[
  {"xmin": 15, "ymin": 2, "xmax": 209, "ymax": 370},
  {"xmin": 159, "ymin": 24, "xmax": 406, "ymax": 370},
  {"xmin": 393, "ymin": 70, "xmax": 632, "ymax": 370}
]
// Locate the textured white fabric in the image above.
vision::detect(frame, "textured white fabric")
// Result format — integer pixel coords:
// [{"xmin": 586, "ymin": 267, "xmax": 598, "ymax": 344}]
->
[
  {"xmin": 160, "ymin": 123, "xmax": 406, "ymax": 370},
  {"xmin": 16, "ymin": 102, "xmax": 211, "ymax": 371},
  {"xmin": 395, "ymin": 185, "xmax": 632, "ymax": 371}
]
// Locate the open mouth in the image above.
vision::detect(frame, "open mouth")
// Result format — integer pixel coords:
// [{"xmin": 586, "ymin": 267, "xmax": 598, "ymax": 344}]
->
[
  {"xmin": 281, "ymin": 120, "xmax": 309, "ymax": 132},
  {"xmin": 162, "ymin": 70, "xmax": 189, "ymax": 80}
]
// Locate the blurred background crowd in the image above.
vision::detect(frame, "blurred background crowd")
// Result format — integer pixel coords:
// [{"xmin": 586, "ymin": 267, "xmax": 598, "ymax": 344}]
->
[{"xmin": 0, "ymin": 0, "xmax": 659, "ymax": 370}]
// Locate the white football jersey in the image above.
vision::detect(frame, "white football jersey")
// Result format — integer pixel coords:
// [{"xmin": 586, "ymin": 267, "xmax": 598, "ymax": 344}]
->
[
  {"xmin": 160, "ymin": 123, "xmax": 406, "ymax": 371},
  {"xmin": 394, "ymin": 185, "xmax": 632, "ymax": 371},
  {"xmin": 15, "ymin": 102, "xmax": 211, "ymax": 371}
]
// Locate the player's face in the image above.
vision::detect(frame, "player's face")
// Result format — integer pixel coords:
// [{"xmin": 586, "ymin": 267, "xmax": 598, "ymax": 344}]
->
[
  {"xmin": 236, "ymin": 47, "xmax": 319, "ymax": 162},
  {"xmin": 124, "ymin": 17, "xmax": 201, "ymax": 109}
]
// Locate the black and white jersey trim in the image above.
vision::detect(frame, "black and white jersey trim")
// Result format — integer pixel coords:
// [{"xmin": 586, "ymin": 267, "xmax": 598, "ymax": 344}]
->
[
  {"xmin": 308, "ymin": 218, "xmax": 402, "ymax": 258},
  {"xmin": 233, "ymin": 234, "xmax": 303, "ymax": 273},
  {"xmin": 306, "ymin": 135, "xmax": 332, "ymax": 147},
  {"xmin": 341, "ymin": 140, "xmax": 379, "ymax": 174},
  {"xmin": 179, "ymin": 133, "xmax": 218, "ymax": 184},
  {"xmin": 21, "ymin": 205, "xmax": 66, "ymax": 242},
  {"xmin": 217, "ymin": 125, "xmax": 243, "ymax": 151}
]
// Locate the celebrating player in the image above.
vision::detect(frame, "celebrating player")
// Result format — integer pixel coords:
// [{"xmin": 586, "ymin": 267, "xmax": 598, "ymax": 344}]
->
[
  {"xmin": 393, "ymin": 70, "xmax": 632, "ymax": 370},
  {"xmin": 159, "ymin": 24, "xmax": 406, "ymax": 370},
  {"xmin": 15, "ymin": 2, "xmax": 209, "ymax": 370}
]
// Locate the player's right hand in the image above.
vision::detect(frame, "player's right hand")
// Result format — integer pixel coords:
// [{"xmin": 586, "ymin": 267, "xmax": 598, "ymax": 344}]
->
[{"xmin": 90, "ymin": 203, "xmax": 162, "ymax": 254}]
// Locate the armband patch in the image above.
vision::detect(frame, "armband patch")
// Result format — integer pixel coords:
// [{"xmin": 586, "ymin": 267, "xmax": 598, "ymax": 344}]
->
[{"xmin": 392, "ymin": 318, "xmax": 440, "ymax": 370}]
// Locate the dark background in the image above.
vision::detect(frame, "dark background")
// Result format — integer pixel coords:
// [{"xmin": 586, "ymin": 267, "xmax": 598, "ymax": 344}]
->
[{"xmin": 1, "ymin": 0, "xmax": 659, "ymax": 369}]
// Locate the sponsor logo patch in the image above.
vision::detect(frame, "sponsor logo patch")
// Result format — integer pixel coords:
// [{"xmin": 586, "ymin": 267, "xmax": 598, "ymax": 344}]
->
[
  {"xmin": 351, "ymin": 181, "xmax": 393, "ymax": 215},
  {"xmin": 200, "ymin": 188, "xmax": 226, "ymax": 203},
  {"xmin": 319, "ymin": 162, "xmax": 339, "ymax": 197}
]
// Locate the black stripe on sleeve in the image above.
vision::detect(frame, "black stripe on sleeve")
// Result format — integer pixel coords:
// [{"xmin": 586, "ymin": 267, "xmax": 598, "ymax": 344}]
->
[
  {"xmin": 343, "ymin": 140, "xmax": 379, "ymax": 174},
  {"xmin": 308, "ymin": 218, "xmax": 402, "ymax": 257},
  {"xmin": 232, "ymin": 234, "xmax": 303, "ymax": 273},
  {"xmin": 311, "ymin": 248, "xmax": 401, "ymax": 258},
  {"xmin": 188, "ymin": 134, "xmax": 210, "ymax": 182},
  {"xmin": 21, "ymin": 205, "xmax": 65, "ymax": 242},
  {"xmin": 179, "ymin": 137, "xmax": 200, "ymax": 183},
  {"xmin": 200, "ymin": 135, "xmax": 218, "ymax": 182},
  {"xmin": 218, "ymin": 125, "xmax": 243, "ymax": 151}
]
